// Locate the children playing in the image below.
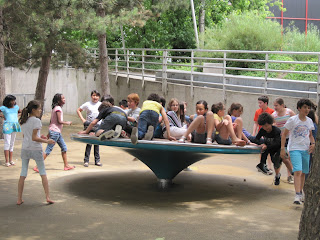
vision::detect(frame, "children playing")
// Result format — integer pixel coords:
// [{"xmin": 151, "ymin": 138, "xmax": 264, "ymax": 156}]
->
[
  {"xmin": 131, "ymin": 93, "xmax": 175, "ymax": 144},
  {"xmin": 272, "ymin": 98, "xmax": 295, "ymax": 183},
  {"xmin": 252, "ymin": 113, "xmax": 283, "ymax": 185},
  {"xmin": 79, "ymin": 101, "xmax": 127, "ymax": 141},
  {"xmin": 163, "ymin": 98, "xmax": 189, "ymax": 139},
  {"xmin": 34, "ymin": 93, "xmax": 74, "ymax": 172},
  {"xmin": 0, "ymin": 95, "xmax": 21, "ymax": 167},
  {"xmin": 76, "ymin": 90, "xmax": 102, "ymax": 167},
  {"xmin": 211, "ymin": 102, "xmax": 246, "ymax": 146},
  {"xmin": 280, "ymin": 99, "xmax": 315, "ymax": 204},
  {"xmin": 178, "ymin": 100, "xmax": 214, "ymax": 144},
  {"xmin": 253, "ymin": 95, "xmax": 274, "ymax": 136},
  {"xmin": 18, "ymin": 100, "xmax": 55, "ymax": 205}
]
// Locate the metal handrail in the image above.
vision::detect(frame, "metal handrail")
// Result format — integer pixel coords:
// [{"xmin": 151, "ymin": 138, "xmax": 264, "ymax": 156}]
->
[{"xmin": 72, "ymin": 48, "xmax": 320, "ymax": 102}]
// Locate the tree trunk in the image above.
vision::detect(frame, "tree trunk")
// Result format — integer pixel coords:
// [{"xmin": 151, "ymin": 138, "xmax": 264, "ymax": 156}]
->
[
  {"xmin": 0, "ymin": 7, "xmax": 5, "ymax": 139},
  {"xmin": 97, "ymin": 5, "xmax": 110, "ymax": 97},
  {"xmin": 298, "ymin": 100, "xmax": 320, "ymax": 239},
  {"xmin": 199, "ymin": 0, "xmax": 205, "ymax": 34},
  {"xmin": 34, "ymin": 44, "xmax": 52, "ymax": 116}
]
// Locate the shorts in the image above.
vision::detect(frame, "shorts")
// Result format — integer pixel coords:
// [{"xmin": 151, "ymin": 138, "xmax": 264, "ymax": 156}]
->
[
  {"xmin": 289, "ymin": 150, "xmax": 310, "ymax": 173},
  {"xmin": 45, "ymin": 130, "xmax": 67, "ymax": 155},
  {"xmin": 20, "ymin": 149, "xmax": 46, "ymax": 176},
  {"xmin": 215, "ymin": 134, "xmax": 232, "ymax": 145},
  {"xmin": 191, "ymin": 131, "xmax": 215, "ymax": 144}
]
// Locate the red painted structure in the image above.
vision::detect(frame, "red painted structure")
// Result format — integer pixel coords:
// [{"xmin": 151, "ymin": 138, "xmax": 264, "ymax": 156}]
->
[{"xmin": 267, "ymin": 0, "xmax": 320, "ymax": 35}]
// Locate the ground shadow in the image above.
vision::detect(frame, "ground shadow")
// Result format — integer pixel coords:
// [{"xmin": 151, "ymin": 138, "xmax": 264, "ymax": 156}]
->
[{"xmin": 55, "ymin": 170, "xmax": 284, "ymax": 209}]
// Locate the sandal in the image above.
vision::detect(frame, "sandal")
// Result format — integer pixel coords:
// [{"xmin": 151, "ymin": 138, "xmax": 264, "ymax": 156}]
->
[
  {"xmin": 33, "ymin": 166, "xmax": 39, "ymax": 173},
  {"xmin": 64, "ymin": 166, "xmax": 75, "ymax": 171},
  {"xmin": 4, "ymin": 162, "xmax": 11, "ymax": 167},
  {"xmin": 9, "ymin": 161, "xmax": 15, "ymax": 166},
  {"xmin": 206, "ymin": 138, "xmax": 212, "ymax": 144}
]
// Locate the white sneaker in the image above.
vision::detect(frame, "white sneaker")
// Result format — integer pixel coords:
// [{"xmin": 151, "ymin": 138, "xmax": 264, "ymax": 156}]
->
[
  {"xmin": 143, "ymin": 125, "xmax": 154, "ymax": 140},
  {"xmin": 293, "ymin": 194, "xmax": 302, "ymax": 205},
  {"xmin": 287, "ymin": 175, "xmax": 294, "ymax": 184},
  {"xmin": 300, "ymin": 192, "xmax": 305, "ymax": 202},
  {"xmin": 99, "ymin": 130, "xmax": 115, "ymax": 141},
  {"xmin": 113, "ymin": 125, "xmax": 122, "ymax": 139}
]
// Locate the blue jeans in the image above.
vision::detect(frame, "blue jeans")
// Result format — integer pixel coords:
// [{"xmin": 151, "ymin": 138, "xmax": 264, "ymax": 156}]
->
[
  {"xmin": 97, "ymin": 114, "xmax": 127, "ymax": 132},
  {"xmin": 45, "ymin": 131, "xmax": 67, "ymax": 155},
  {"xmin": 138, "ymin": 110, "xmax": 159, "ymax": 139}
]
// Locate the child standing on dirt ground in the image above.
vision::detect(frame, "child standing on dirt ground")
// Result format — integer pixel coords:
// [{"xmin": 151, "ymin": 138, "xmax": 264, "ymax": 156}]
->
[
  {"xmin": 0, "ymin": 95, "xmax": 21, "ymax": 167},
  {"xmin": 18, "ymin": 100, "xmax": 55, "ymax": 205},
  {"xmin": 281, "ymin": 99, "xmax": 315, "ymax": 205},
  {"xmin": 131, "ymin": 93, "xmax": 175, "ymax": 144},
  {"xmin": 34, "ymin": 93, "xmax": 74, "ymax": 172},
  {"xmin": 76, "ymin": 90, "xmax": 102, "ymax": 167},
  {"xmin": 252, "ymin": 113, "xmax": 283, "ymax": 185}
]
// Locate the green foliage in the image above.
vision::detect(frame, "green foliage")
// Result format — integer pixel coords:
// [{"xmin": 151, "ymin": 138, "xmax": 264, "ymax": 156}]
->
[{"xmin": 283, "ymin": 24, "xmax": 320, "ymax": 61}]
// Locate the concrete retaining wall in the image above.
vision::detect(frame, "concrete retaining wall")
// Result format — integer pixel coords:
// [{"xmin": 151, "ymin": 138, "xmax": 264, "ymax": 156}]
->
[{"xmin": 5, "ymin": 67, "xmax": 313, "ymax": 132}]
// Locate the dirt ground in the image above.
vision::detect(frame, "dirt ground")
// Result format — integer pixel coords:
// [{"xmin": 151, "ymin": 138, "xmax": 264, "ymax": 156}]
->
[{"xmin": 0, "ymin": 114, "xmax": 303, "ymax": 240}]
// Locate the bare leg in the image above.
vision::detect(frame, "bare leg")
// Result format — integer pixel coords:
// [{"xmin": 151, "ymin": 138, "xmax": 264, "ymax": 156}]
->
[
  {"xmin": 17, "ymin": 176, "xmax": 26, "ymax": 205},
  {"xmin": 4, "ymin": 150, "xmax": 9, "ymax": 164},
  {"xmin": 294, "ymin": 171, "xmax": 302, "ymax": 193},
  {"xmin": 62, "ymin": 152, "xmax": 74, "ymax": 170},
  {"xmin": 182, "ymin": 115, "xmax": 205, "ymax": 138},
  {"xmin": 234, "ymin": 118, "xmax": 243, "ymax": 139},
  {"xmin": 205, "ymin": 112, "xmax": 214, "ymax": 144},
  {"xmin": 9, "ymin": 151, "xmax": 13, "ymax": 163},
  {"xmin": 40, "ymin": 175, "xmax": 54, "ymax": 204},
  {"xmin": 219, "ymin": 115, "xmax": 245, "ymax": 145},
  {"xmin": 300, "ymin": 173, "xmax": 305, "ymax": 192},
  {"xmin": 282, "ymin": 157, "xmax": 293, "ymax": 176}
]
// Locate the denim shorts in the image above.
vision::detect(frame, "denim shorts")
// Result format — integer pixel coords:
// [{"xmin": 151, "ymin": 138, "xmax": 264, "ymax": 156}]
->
[
  {"xmin": 289, "ymin": 150, "xmax": 310, "ymax": 173},
  {"xmin": 215, "ymin": 134, "xmax": 232, "ymax": 145},
  {"xmin": 45, "ymin": 130, "xmax": 67, "ymax": 155},
  {"xmin": 21, "ymin": 149, "xmax": 46, "ymax": 176}
]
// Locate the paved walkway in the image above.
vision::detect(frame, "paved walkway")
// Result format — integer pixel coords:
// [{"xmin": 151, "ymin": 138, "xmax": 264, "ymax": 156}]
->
[{"xmin": 0, "ymin": 115, "xmax": 302, "ymax": 240}]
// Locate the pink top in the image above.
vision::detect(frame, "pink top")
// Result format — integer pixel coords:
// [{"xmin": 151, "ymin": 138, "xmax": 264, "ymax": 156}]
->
[{"xmin": 49, "ymin": 106, "xmax": 63, "ymax": 133}]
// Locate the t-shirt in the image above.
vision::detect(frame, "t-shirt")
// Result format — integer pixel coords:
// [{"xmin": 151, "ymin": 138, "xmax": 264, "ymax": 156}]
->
[
  {"xmin": 127, "ymin": 107, "xmax": 141, "ymax": 126},
  {"xmin": 284, "ymin": 115, "xmax": 314, "ymax": 151},
  {"xmin": 49, "ymin": 106, "xmax": 63, "ymax": 133},
  {"xmin": 0, "ymin": 105, "xmax": 19, "ymax": 123},
  {"xmin": 254, "ymin": 107, "xmax": 274, "ymax": 122},
  {"xmin": 252, "ymin": 126, "xmax": 281, "ymax": 151},
  {"xmin": 96, "ymin": 107, "xmax": 127, "ymax": 120},
  {"xmin": 0, "ymin": 105, "xmax": 21, "ymax": 134},
  {"xmin": 213, "ymin": 113, "xmax": 224, "ymax": 134},
  {"xmin": 79, "ymin": 101, "xmax": 101, "ymax": 121},
  {"xmin": 165, "ymin": 111, "xmax": 182, "ymax": 129},
  {"xmin": 140, "ymin": 100, "xmax": 162, "ymax": 115},
  {"xmin": 21, "ymin": 116, "xmax": 43, "ymax": 150},
  {"xmin": 127, "ymin": 107, "xmax": 141, "ymax": 121},
  {"xmin": 272, "ymin": 108, "xmax": 293, "ymax": 133},
  {"xmin": 254, "ymin": 107, "xmax": 274, "ymax": 131}
]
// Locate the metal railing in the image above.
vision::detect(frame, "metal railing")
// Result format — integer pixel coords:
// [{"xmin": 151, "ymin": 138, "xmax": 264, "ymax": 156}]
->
[{"xmin": 105, "ymin": 48, "xmax": 320, "ymax": 103}]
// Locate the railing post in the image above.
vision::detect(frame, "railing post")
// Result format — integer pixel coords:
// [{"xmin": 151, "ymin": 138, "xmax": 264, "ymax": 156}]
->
[
  {"xmin": 142, "ymin": 50, "xmax": 145, "ymax": 89},
  {"xmin": 317, "ymin": 54, "xmax": 320, "ymax": 104},
  {"xmin": 190, "ymin": 50, "xmax": 194, "ymax": 98},
  {"xmin": 223, "ymin": 52, "xmax": 227, "ymax": 105},
  {"xmin": 264, "ymin": 53, "xmax": 269, "ymax": 94},
  {"xmin": 162, "ymin": 50, "xmax": 168, "ymax": 95},
  {"xmin": 126, "ymin": 49, "xmax": 130, "ymax": 85},
  {"xmin": 115, "ymin": 49, "xmax": 119, "ymax": 85}
]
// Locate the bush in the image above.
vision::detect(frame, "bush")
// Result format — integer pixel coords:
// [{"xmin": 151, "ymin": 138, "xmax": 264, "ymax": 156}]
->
[{"xmin": 283, "ymin": 24, "xmax": 320, "ymax": 61}]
